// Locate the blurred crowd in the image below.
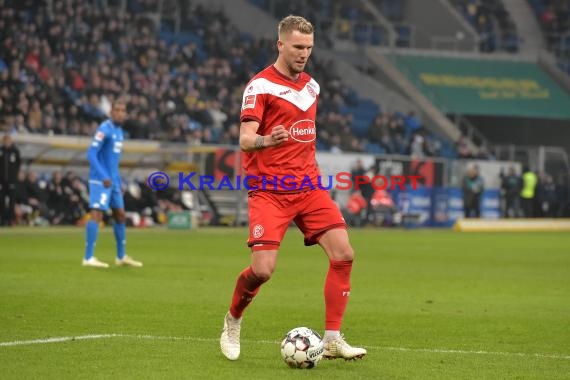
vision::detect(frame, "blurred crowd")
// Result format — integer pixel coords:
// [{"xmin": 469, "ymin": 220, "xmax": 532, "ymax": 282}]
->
[
  {"xmin": 499, "ymin": 165, "xmax": 570, "ymax": 218},
  {"xmin": 528, "ymin": 0, "xmax": 570, "ymax": 74},
  {"xmin": 529, "ymin": 0, "xmax": 570, "ymax": 48},
  {"xmin": 1, "ymin": 168, "xmax": 191, "ymax": 228},
  {"xmin": 336, "ymin": 159, "xmax": 401, "ymax": 228},
  {"xmin": 0, "ymin": 0, "xmax": 248, "ymax": 143},
  {"xmin": 452, "ymin": 0, "xmax": 520, "ymax": 53},
  {"xmin": 1, "ymin": 130, "xmax": 191, "ymax": 227},
  {"xmin": 250, "ymin": 0, "xmax": 388, "ymax": 46},
  {"xmin": 461, "ymin": 162, "xmax": 570, "ymax": 219},
  {"xmin": 0, "ymin": 0, "xmax": 468, "ymax": 158}
]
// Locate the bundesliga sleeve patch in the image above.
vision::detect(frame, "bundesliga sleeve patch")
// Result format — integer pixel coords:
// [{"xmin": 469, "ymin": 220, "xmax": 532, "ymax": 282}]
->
[
  {"xmin": 94, "ymin": 131, "xmax": 105, "ymax": 141},
  {"xmin": 242, "ymin": 94, "xmax": 256, "ymax": 110}
]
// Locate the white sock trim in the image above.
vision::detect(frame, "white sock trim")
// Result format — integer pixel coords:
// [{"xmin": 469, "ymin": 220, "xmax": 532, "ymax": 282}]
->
[{"xmin": 324, "ymin": 330, "xmax": 340, "ymax": 341}]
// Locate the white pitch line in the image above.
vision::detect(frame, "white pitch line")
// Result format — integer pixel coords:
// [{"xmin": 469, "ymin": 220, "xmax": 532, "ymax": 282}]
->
[
  {"xmin": 380, "ymin": 346, "xmax": 570, "ymax": 361},
  {"xmin": 1, "ymin": 334, "xmax": 569, "ymax": 361},
  {"xmin": 0, "ymin": 334, "xmax": 119, "ymax": 347}
]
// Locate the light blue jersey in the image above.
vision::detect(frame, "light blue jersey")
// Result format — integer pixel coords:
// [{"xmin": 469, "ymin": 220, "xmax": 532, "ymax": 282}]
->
[
  {"xmin": 86, "ymin": 120, "xmax": 124, "ymax": 210},
  {"xmin": 87, "ymin": 120, "xmax": 124, "ymax": 183}
]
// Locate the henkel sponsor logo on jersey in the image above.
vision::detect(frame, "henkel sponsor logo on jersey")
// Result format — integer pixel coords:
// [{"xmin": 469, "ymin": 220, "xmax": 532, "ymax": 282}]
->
[{"xmin": 288, "ymin": 119, "xmax": 316, "ymax": 143}]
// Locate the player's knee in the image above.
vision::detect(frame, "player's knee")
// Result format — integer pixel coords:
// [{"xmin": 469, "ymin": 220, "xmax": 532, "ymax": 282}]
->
[
  {"xmin": 90, "ymin": 209, "xmax": 103, "ymax": 222},
  {"xmin": 254, "ymin": 267, "xmax": 274, "ymax": 282},
  {"xmin": 113, "ymin": 209, "xmax": 126, "ymax": 223},
  {"xmin": 252, "ymin": 262, "xmax": 276, "ymax": 282},
  {"xmin": 330, "ymin": 244, "xmax": 354, "ymax": 261}
]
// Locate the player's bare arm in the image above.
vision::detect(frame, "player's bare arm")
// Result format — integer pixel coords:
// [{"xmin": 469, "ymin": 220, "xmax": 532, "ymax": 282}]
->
[{"xmin": 239, "ymin": 121, "xmax": 289, "ymax": 152}]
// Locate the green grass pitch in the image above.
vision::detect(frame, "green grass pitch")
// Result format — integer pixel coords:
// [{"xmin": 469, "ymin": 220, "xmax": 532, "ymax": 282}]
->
[{"xmin": 1, "ymin": 227, "xmax": 569, "ymax": 379}]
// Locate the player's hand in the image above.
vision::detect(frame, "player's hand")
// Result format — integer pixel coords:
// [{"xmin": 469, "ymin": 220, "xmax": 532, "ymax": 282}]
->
[
  {"xmin": 103, "ymin": 179, "xmax": 111, "ymax": 188},
  {"xmin": 269, "ymin": 125, "xmax": 289, "ymax": 146}
]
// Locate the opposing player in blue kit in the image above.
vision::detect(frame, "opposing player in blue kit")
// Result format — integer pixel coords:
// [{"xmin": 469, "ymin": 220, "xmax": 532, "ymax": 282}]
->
[{"xmin": 83, "ymin": 99, "xmax": 143, "ymax": 268}]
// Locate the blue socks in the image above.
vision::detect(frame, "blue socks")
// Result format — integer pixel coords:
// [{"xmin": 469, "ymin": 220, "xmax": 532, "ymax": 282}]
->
[
  {"xmin": 85, "ymin": 220, "xmax": 126, "ymax": 260},
  {"xmin": 113, "ymin": 222, "xmax": 126, "ymax": 259},
  {"xmin": 84, "ymin": 220, "xmax": 99, "ymax": 260}
]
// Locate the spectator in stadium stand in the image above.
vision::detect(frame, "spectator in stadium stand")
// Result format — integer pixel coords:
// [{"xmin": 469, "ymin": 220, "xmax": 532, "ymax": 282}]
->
[
  {"xmin": 46, "ymin": 170, "xmax": 67, "ymax": 225},
  {"xmin": 350, "ymin": 158, "xmax": 366, "ymax": 178},
  {"xmin": 341, "ymin": 190, "xmax": 368, "ymax": 227},
  {"xmin": 0, "ymin": 133, "xmax": 21, "ymax": 226},
  {"xmin": 520, "ymin": 165, "xmax": 537, "ymax": 218},
  {"xmin": 369, "ymin": 188, "xmax": 400, "ymax": 226},
  {"xmin": 462, "ymin": 164, "xmax": 484, "ymax": 218},
  {"xmin": 350, "ymin": 160, "xmax": 374, "ymax": 222}
]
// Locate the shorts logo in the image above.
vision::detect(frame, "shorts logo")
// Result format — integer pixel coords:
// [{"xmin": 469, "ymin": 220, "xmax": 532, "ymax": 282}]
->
[
  {"xmin": 247, "ymin": 85, "xmax": 253, "ymax": 93},
  {"xmin": 243, "ymin": 95, "xmax": 256, "ymax": 110},
  {"xmin": 252, "ymin": 224, "xmax": 264, "ymax": 239}
]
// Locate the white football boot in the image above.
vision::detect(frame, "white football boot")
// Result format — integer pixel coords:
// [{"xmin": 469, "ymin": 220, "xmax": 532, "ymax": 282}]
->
[
  {"xmin": 220, "ymin": 312, "xmax": 241, "ymax": 360},
  {"xmin": 82, "ymin": 257, "xmax": 109, "ymax": 268},
  {"xmin": 323, "ymin": 335, "xmax": 367, "ymax": 360},
  {"xmin": 115, "ymin": 255, "xmax": 143, "ymax": 267}
]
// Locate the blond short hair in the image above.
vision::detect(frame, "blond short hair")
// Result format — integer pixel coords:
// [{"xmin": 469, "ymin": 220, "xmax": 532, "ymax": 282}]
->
[{"xmin": 278, "ymin": 15, "xmax": 314, "ymax": 37}]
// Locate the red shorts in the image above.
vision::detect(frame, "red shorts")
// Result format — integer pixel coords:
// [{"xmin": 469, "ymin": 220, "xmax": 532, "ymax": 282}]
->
[{"xmin": 247, "ymin": 189, "xmax": 346, "ymax": 250}]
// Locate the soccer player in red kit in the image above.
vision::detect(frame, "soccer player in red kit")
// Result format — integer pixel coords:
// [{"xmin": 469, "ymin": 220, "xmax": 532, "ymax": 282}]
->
[{"xmin": 220, "ymin": 15, "xmax": 367, "ymax": 361}]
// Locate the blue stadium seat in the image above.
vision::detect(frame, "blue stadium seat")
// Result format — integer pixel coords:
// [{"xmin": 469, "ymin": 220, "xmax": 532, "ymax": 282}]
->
[
  {"xmin": 370, "ymin": 25, "xmax": 386, "ymax": 45},
  {"xmin": 365, "ymin": 142, "xmax": 386, "ymax": 154},
  {"xmin": 396, "ymin": 25, "xmax": 411, "ymax": 47},
  {"xmin": 353, "ymin": 23, "xmax": 370, "ymax": 45}
]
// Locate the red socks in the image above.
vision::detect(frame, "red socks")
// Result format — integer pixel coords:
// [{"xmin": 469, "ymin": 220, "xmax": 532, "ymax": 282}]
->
[
  {"xmin": 229, "ymin": 260, "xmax": 353, "ymax": 328},
  {"xmin": 229, "ymin": 266, "xmax": 267, "ymax": 318},
  {"xmin": 324, "ymin": 260, "xmax": 353, "ymax": 330}
]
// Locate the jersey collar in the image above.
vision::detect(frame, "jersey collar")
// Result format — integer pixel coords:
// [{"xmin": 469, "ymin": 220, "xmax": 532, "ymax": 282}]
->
[{"xmin": 271, "ymin": 65, "xmax": 302, "ymax": 83}]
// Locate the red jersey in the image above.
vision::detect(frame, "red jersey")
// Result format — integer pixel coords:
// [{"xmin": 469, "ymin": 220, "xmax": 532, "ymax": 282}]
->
[
  {"xmin": 345, "ymin": 192, "xmax": 368, "ymax": 214},
  {"xmin": 371, "ymin": 189, "xmax": 395, "ymax": 208},
  {"xmin": 240, "ymin": 65, "xmax": 320, "ymax": 191}
]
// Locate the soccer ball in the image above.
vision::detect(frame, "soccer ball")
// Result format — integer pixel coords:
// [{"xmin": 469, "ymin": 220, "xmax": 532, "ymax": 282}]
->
[{"xmin": 280, "ymin": 327, "xmax": 324, "ymax": 369}]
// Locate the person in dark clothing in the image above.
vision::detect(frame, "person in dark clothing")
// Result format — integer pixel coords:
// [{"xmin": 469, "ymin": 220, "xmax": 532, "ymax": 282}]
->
[
  {"xmin": 462, "ymin": 165, "xmax": 484, "ymax": 218},
  {"xmin": 46, "ymin": 171, "xmax": 67, "ymax": 224},
  {"xmin": 537, "ymin": 174, "xmax": 558, "ymax": 218},
  {"xmin": 555, "ymin": 173, "xmax": 569, "ymax": 217},
  {"xmin": 0, "ymin": 134, "xmax": 21, "ymax": 226},
  {"xmin": 351, "ymin": 160, "xmax": 374, "ymax": 224},
  {"xmin": 23, "ymin": 170, "xmax": 49, "ymax": 221},
  {"xmin": 500, "ymin": 166, "xmax": 522, "ymax": 218}
]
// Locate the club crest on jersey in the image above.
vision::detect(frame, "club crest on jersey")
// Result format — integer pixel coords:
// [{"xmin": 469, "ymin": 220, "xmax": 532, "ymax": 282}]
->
[
  {"xmin": 243, "ymin": 95, "xmax": 256, "ymax": 110},
  {"xmin": 288, "ymin": 119, "xmax": 316, "ymax": 143},
  {"xmin": 306, "ymin": 83, "xmax": 317, "ymax": 98},
  {"xmin": 252, "ymin": 224, "xmax": 264, "ymax": 239}
]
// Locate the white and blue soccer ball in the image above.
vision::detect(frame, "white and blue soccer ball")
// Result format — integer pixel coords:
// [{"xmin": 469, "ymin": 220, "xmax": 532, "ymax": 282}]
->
[{"xmin": 280, "ymin": 327, "xmax": 324, "ymax": 369}]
